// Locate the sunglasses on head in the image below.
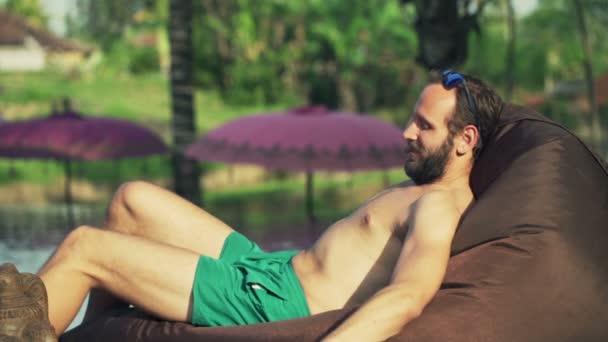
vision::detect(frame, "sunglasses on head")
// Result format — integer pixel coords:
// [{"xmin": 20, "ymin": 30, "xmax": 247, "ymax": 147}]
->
[{"xmin": 441, "ymin": 69, "xmax": 480, "ymax": 130}]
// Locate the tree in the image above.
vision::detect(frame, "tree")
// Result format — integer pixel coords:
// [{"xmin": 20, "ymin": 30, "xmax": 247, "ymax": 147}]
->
[
  {"xmin": 4, "ymin": 0, "xmax": 47, "ymax": 28},
  {"xmin": 401, "ymin": 0, "xmax": 490, "ymax": 69},
  {"xmin": 192, "ymin": 0, "xmax": 417, "ymax": 112},
  {"xmin": 503, "ymin": 0, "xmax": 516, "ymax": 101},
  {"xmin": 573, "ymin": 0, "xmax": 601, "ymax": 149},
  {"xmin": 168, "ymin": 0, "xmax": 201, "ymax": 205},
  {"xmin": 75, "ymin": 0, "xmax": 137, "ymax": 50},
  {"xmin": 302, "ymin": 0, "xmax": 417, "ymax": 111}
]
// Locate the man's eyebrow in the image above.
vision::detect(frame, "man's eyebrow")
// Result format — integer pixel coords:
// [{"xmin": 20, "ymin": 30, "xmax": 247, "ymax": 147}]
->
[{"xmin": 414, "ymin": 112, "xmax": 434, "ymax": 128}]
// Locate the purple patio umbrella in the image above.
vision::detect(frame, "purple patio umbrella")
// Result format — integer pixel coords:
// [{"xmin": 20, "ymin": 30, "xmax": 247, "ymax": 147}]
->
[
  {"xmin": 0, "ymin": 109, "xmax": 168, "ymax": 226},
  {"xmin": 186, "ymin": 105, "xmax": 405, "ymax": 223}
]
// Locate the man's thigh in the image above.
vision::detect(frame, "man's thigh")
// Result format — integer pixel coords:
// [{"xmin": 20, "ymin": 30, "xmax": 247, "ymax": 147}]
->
[
  {"xmin": 83, "ymin": 228, "xmax": 201, "ymax": 322},
  {"xmin": 112, "ymin": 181, "xmax": 234, "ymax": 258}
]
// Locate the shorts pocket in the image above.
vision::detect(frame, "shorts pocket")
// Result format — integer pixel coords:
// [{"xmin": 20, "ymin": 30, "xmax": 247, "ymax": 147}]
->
[{"xmin": 246, "ymin": 281, "xmax": 291, "ymax": 322}]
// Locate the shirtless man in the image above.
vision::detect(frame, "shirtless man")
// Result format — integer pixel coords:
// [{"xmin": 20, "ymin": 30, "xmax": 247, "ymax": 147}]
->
[{"xmin": 37, "ymin": 70, "xmax": 503, "ymax": 341}]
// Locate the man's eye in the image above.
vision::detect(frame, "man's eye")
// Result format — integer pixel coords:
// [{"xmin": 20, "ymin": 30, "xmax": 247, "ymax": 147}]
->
[{"xmin": 414, "ymin": 117, "xmax": 431, "ymax": 130}]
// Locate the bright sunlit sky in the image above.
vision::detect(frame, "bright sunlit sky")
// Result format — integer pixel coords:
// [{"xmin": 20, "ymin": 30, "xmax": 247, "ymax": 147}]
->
[
  {"xmin": 35, "ymin": 0, "xmax": 539, "ymax": 37},
  {"xmin": 513, "ymin": 0, "xmax": 539, "ymax": 16}
]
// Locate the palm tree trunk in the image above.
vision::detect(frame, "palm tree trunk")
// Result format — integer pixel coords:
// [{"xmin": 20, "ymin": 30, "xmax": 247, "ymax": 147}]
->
[
  {"xmin": 503, "ymin": 0, "xmax": 516, "ymax": 101},
  {"xmin": 305, "ymin": 171, "xmax": 316, "ymax": 225},
  {"xmin": 169, "ymin": 0, "xmax": 202, "ymax": 205},
  {"xmin": 573, "ymin": 0, "xmax": 601, "ymax": 150},
  {"xmin": 64, "ymin": 159, "xmax": 74, "ymax": 228}
]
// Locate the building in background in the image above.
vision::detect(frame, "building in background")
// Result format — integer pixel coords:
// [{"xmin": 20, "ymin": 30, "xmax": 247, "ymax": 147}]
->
[{"xmin": 0, "ymin": 10, "xmax": 94, "ymax": 72}]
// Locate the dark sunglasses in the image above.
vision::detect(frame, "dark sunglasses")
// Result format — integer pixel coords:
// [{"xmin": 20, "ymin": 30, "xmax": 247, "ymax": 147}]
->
[{"xmin": 441, "ymin": 69, "xmax": 480, "ymax": 130}]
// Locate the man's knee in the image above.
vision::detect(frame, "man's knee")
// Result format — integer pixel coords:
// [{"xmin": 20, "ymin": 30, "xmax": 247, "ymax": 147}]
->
[
  {"xmin": 53, "ymin": 226, "xmax": 106, "ymax": 288},
  {"xmin": 108, "ymin": 181, "xmax": 157, "ymax": 225},
  {"xmin": 58, "ymin": 225, "xmax": 99, "ymax": 265},
  {"xmin": 113, "ymin": 181, "xmax": 156, "ymax": 210}
]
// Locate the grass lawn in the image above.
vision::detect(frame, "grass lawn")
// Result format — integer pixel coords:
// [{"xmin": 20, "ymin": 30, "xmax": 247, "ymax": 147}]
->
[{"xmin": 1, "ymin": 71, "xmax": 293, "ymax": 137}]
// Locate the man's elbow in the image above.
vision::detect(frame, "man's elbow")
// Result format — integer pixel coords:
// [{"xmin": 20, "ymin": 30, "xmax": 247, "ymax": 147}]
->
[
  {"xmin": 389, "ymin": 288, "xmax": 426, "ymax": 326},
  {"xmin": 397, "ymin": 297, "xmax": 424, "ymax": 322},
  {"xmin": 380, "ymin": 296, "xmax": 423, "ymax": 339}
]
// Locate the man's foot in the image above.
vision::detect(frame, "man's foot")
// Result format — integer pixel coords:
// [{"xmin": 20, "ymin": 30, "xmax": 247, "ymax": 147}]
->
[{"xmin": 0, "ymin": 263, "xmax": 57, "ymax": 342}]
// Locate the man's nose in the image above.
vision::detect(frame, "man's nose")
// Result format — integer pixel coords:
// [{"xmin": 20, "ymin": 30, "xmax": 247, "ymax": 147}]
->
[{"xmin": 403, "ymin": 123, "xmax": 418, "ymax": 141}]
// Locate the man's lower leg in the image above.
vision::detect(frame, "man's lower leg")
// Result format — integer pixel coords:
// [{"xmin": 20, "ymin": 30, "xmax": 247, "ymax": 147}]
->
[
  {"xmin": 82, "ymin": 191, "xmax": 134, "ymax": 322},
  {"xmin": 38, "ymin": 227, "xmax": 97, "ymax": 335}
]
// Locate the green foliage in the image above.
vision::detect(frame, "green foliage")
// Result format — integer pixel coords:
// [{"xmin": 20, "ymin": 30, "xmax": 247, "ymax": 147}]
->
[
  {"xmin": 129, "ymin": 47, "xmax": 160, "ymax": 74},
  {"xmin": 516, "ymin": 0, "xmax": 608, "ymax": 86},
  {"xmin": 302, "ymin": 0, "xmax": 417, "ymax": 110},
  {"xmin": 74, "ymin": 0, "xmax": 137, "ymax": 51},
  {"xmin": 4, "ymin": 0, "xmax": 47, "ymax": 27},
  {"xmin": 71, "ymin": 0, "xmax": 168, "ymax": 50},
  {"xmin": 56, "ymin": 0, "xmax": 608, "ymax": 114},
  {"xmin": 539, "ymin": 100, "xmax": 580, "ymax": 129},
  {"xmin": 464, "ymin": 21, "xmax": 507, "ymax": 85},
  {"xmin": 458, "ymin": 0, "xmax": 608, "ymax": 116},
  {"xmin": 100, "ymin": 41, "xmax": 133, "ymax": 73},
  {"xmin": 192, "ymin": 0, "xmax": 418, "ymax": 110}
]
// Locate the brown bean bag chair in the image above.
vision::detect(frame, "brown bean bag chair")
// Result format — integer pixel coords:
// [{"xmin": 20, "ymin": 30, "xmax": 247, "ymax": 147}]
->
[{"xmin": 60, "ymin": 104, "xmax": 608, "ymax": 342}]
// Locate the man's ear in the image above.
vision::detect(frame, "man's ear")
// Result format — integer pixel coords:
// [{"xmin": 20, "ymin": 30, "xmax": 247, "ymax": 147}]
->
[{"xmin": 456, "ymin": 125, "xmax": 479, "ymax": 156}]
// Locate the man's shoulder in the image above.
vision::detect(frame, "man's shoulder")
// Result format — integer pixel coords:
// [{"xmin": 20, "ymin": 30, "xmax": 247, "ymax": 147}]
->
[
  {"xmin": 412, "ymin": 190, "xmax": 460, "ymax": 219},
  {"xmin": 367, "ymin": 180, "xmax": 417, "ymax": 201},
  {"xmin": 389, "ymin": 180, "xmax": 415, "ymax": 189},
  {"xmin": 407, "ymin": 190, "xmax": 462, "ymax": 242},
  {"xmin": 418, "ymin": 189, "xmax": 455, "ymax": 203}
]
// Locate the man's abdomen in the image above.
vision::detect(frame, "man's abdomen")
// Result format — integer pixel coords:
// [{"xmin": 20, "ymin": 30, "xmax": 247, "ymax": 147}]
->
[{"xmin": 292, "ymin": 224, "xmax": 402, "ymax": 314}]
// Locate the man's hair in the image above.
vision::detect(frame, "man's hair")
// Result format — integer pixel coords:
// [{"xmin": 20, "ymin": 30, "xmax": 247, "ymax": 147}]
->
[{"xmin": 430, "ymin": 71, "xmax": 504, "ymax": 159}]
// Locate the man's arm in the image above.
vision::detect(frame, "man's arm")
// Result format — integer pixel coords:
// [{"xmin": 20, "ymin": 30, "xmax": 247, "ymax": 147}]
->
[{"xmin": 323, "ymin": 191, "xmax": 460, "ymax": 342}]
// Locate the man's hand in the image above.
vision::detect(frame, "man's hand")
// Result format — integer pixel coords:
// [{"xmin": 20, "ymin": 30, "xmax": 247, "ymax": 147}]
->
[{"xmin": 322, "ymin": 191, "xmax": 460, "ymax": 341}]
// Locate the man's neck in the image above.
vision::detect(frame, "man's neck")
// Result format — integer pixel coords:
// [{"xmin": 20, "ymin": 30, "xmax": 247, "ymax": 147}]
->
[{"xmin": 428, "ymin": 162, "xmax": 473, "ymax": 191}]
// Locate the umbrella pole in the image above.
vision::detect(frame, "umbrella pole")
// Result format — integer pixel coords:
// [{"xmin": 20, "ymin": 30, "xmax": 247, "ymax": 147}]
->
[
  {"xmin": 305, "ymin": 171, "xmax": 316, "ymax": 226},
  {"xmin": 113, "ymin": 160, "xmax": 121, "ymax": 190},
  {"xmin": 64, "ymin": 159, "xmax": 74, "ymax": 228},
  {"xmin": 383, "ymin": 170, "xmax": 390, "ymax": 188}
]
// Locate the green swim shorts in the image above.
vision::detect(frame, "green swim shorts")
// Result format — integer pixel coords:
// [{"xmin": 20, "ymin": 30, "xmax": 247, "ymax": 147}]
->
[{"xmin": 191, "ymin": 232, "xmax": 311, "ymax": 326}]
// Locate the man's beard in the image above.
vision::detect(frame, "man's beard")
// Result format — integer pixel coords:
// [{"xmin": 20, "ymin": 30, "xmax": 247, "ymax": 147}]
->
[{"xmin": 403, "ymin": 135, "xmax": 453, "ymax": 185}]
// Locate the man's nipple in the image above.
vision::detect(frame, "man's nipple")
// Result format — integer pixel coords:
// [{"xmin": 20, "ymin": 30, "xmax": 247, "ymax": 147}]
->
[{"xmin": 363, "ymin": 212, "xmax": 372, "ymax": 227}]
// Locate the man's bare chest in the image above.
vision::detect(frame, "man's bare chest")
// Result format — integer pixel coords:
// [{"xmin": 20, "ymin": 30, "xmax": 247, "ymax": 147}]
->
[{"xmin": 353, "ymin": 187, "xmax": 423, "ymax": 237}]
